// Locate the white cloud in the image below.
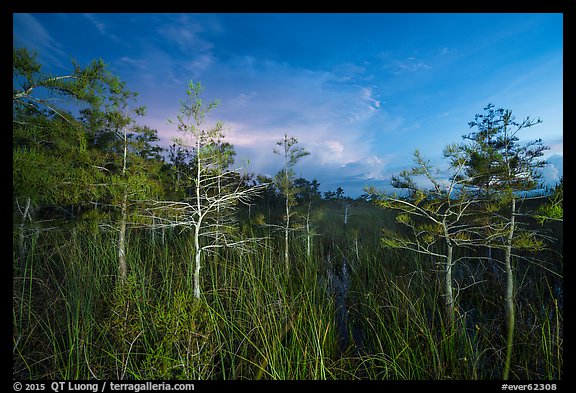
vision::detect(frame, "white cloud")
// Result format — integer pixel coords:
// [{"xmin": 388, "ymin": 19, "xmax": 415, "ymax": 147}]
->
[
  {"xmin": 360, "ymin": 87, "xmax": 381, "ymax": 110},
  {"xmin": 541, "ymin": 162, "xmax": 560, "ymax": 185},
  {"xmin": 82, "ymin": 14, "xmax": 121, "ymax": 42},
  {"xmin": 312, "ymin": 140, "xmax": 346, "ymax": 165},
  {"xmin": 363, "ymin": 155, "xmax": 391, "ymax": 180},
  {"xmin": 13, "ymin": 13, "xmax": 66, "ymax": 68},
  {"xmin": 380, "ymin": 53, "xmax": 432, "ymax": 75},
  {"xmin": 157, "ymin": 16, "xmax": 214, "ymax": 54},
  {"xmin": 326, "ymin": 140, "xmax": 344, "ymax": 155}
]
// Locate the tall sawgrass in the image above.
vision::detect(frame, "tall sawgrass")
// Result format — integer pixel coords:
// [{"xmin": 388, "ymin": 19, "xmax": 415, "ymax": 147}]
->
[
  {"xmin": 13, "ymin": 224, "xmax": 340, "ymax": 379},
  {"xmin": 13, "ymin": 200, "xmax": 562, "ymax": 380}
]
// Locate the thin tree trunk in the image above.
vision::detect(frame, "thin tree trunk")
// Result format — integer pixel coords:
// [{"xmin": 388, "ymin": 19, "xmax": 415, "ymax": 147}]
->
[
  {"xmin": 118, "ymin": 190, "xmax": 128, "ymax": 281},
  {"xmin": 503, "ymin": 197, "xmax": 516, "ymax": 380},
  {"xmin": 282, "ymin": 136, "xmax": 291, "ymax": 276},
  {"xmin": 442, "ymin": 220, "xmax": 455, "ymax": 325},
  {"xmin": 194, "ymin": 225, "xmax": 202, "ymax": 299},
  {"xmin": 445, "ymin": 242, "xmax": 455, "ymax": 324},
  {"xmin": 285, "ymin": 194, "xmax": 290, "ymax": 274},
  {"xmin": 194, "ymin": 135, "xmax": 203, "ymax": 299},
  {"xmin": 306, "ymin": 223, "xmax": 311, "ymax": 259},
  {"xmin": 306, "ymin": 200, "xmax": 311, "ymax": 259},
  {"xmin": 118, "ymin": 118, "xmax": 129, "ymax": 282},
  {"xmin": 216, "ymin": 176, "xmax": 221, "ymax": 248}
]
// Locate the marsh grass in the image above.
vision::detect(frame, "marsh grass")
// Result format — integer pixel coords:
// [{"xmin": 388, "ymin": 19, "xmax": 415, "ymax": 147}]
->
[{"xmin": 12, "ymin": 201, "xmax": 562, "ymax": 380}]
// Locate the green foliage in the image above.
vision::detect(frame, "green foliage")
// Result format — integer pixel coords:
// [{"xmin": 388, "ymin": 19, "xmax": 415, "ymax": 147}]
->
[
  {"xmin": 105, "ymin": 274, "xmax": 144, "ymax": 354},
  {"xmin": 274, "ymin": 133, "xmax": 310, "ymax": 202},
  {"xmin": 534, "ymin": 179, "xmax": 563, "ymax": 225},
  {"xmin": 513, "ymin": 232, "xmax": 545, "ymax": 252},
  {"xmin": 395, "ymin": 213, "xmax": 412, "ymax": 226},
  {"xmin": 143, "ymin": 293, "xmax": 215, "ymax": 379},
  {"xmin": 535, "ymin": 203, "xmax": 563, "ymax": 225},
  {"xmin": 13, "ymin": 47, "xmax": 163, "ymax": 226},
  {"xmin": 462, "ymin": 103, "xmax": 548, "ymax": 195},
  {"xmin": 14, "ymin": 47, "xmax": 120, "ymax": 120},
  {"xmin": 381, "ymin": 236, "xmax": 406, "ymax": 249}
]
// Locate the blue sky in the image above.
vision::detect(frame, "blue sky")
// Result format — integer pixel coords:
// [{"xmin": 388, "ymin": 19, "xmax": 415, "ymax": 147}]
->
[{"xmin": 13, "ymin": 13, "xmax": 563, "ymax": 197}]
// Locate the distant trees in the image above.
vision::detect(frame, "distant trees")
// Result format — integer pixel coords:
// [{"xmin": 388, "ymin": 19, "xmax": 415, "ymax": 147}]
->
[
  {"xmin": 293, "ymin": 177, "xmax": 322, "ymax": 259},
  {"xmin": 323, "ymin": 186, "xmax": 346, "ymax": 201},
  {"xmin": 323, "ymin": 187, "xmax": 352, "ymax": 227},
  {"xmin": 294, "ymin": 177, "xmax": 321, "ymax": 204},
  {"xmin": 274, "ymin": 134, "xmax": 310, "ymax": 274}
]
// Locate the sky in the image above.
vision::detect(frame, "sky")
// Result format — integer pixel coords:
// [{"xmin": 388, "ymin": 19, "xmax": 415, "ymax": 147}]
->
[{"xmin": 13, "ymin": 13, "xmax": 563, "ymax": 198}]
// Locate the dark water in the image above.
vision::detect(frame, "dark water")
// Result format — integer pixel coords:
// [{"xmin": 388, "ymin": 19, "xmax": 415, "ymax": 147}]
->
[{"xmin": 326, "ymin": 256, "xmax": 364, "ymax": 355}]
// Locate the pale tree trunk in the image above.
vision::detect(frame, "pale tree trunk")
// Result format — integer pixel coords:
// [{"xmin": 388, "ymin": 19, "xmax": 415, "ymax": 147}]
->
[
  {"xmin": 441, "ymin": 220, "xmax": 455, "ymax": 325},
  {"xmin": 193, "ymin": 224, "xmax": 202, "ymax": 299},
  {"xmin": 306, "ymin": 222, "xmax": 311, "ymax": 260},
  {"xmin": 503, "ymin": 197, "xmax": 516, "ymax": 380},
  {"xmin": 214, "ymin": 175, "xmax": 221, "ymax": 276},
  {"xmin": 284, "ymin": 194, "xmax": 290, "ymax": 275},
  {"xmin": 118, "ymin": 118, "xmax": 129, "ymax": 282},
  {"xmin": 445, "ymin": 242, "xmax": 455, "ymax": 324},
  {"xmin": 118, "ymin": 190, "xmax": 128, "ymax": 281},
  {"xmin": 193, "ymin": 136, "xmax": 203, "ymax": 299},
  {"xmin": 216, "ymin": 176, "xmax": 221, "ymax": 247},
  {"xmin": 306, "ymin": 200, "xmax": 311, "ymax": 259}
]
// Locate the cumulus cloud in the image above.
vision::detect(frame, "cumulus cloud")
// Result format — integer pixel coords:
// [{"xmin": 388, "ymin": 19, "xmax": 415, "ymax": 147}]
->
[
  {"xmin": 325, "ymin": 140, "xmax": 345, "ymax": 157},
  {"xmin": 541, "ymin": 162, "xmax": 560, "ymax": 185},
  {"xmin": 363, "ymin": 155, "xmax": 390, "ymax": 180},
  {"xmin": 541, "ymin": 154, "xmax": 563, "ymax": 186}
]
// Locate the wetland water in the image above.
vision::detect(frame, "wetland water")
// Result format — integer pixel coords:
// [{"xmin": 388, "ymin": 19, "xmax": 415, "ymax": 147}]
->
[{"xmin": 326, "ymin": 256, "xmax": 363, "ymax": 355}]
